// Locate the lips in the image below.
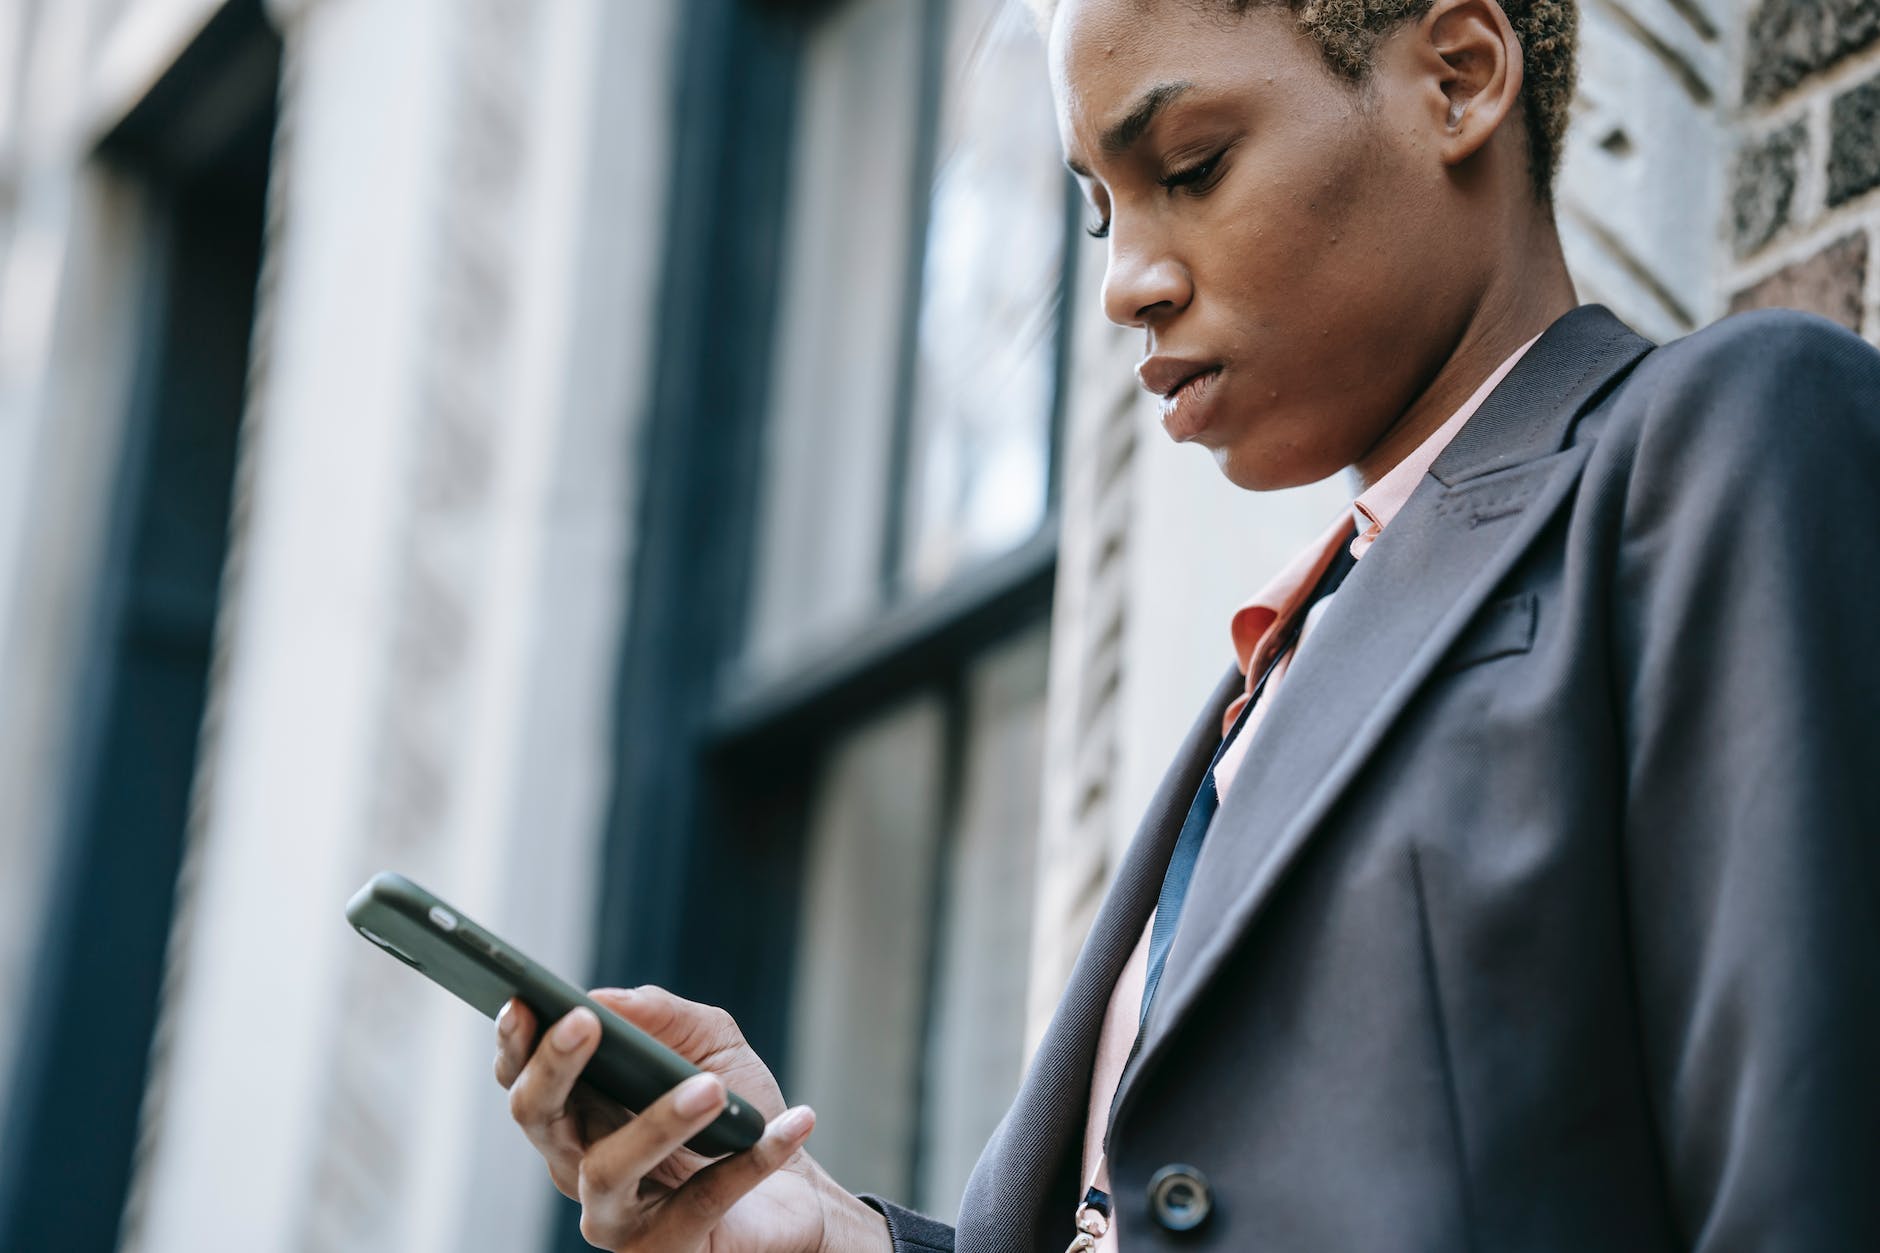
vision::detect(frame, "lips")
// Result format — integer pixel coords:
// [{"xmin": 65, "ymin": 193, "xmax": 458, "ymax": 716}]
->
[
  {"xmin": 1157, "ymin": 366, "xmax": 1223, "ymax": 441},
  {"xmin": 1137, "ymin": 355, "xmax": 1223, "ymax": 400},
  {"xmin": 1136, "ymin": 354, "xmax": 1226, "ymax": 440}
]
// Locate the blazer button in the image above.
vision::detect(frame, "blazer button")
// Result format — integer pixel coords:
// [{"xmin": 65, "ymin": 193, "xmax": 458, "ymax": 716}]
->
[{"xmin": 1147, "ymin": 1163, "xmax": 1213, "ymax": 1232}]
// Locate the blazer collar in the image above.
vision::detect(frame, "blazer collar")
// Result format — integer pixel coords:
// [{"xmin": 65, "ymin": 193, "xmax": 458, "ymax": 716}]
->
[{"xmin": 1106, "ymin": 304, "xmax": 1655, "ymax": 1137}]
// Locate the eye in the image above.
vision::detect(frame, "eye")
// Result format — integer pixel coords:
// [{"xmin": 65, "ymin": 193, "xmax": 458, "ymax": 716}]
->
[
  {"xmin": 1157, "ymin": 149, "xmax": 1228, "ymax": 193},
  {"xmin": 1082, "ymin": 147, "xmax": 1228, "ymax": 239}
]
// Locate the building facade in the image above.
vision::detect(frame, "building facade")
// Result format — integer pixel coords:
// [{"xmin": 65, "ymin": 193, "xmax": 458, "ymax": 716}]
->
[{"xmin": 0, "ymin": 0, "xmax": 1872, "ymax": 1250}]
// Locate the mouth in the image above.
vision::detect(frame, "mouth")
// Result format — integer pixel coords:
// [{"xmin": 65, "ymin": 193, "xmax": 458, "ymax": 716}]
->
[
  {"xmin": 1158, "ymin": 366, "xmax": 1224, "ymax": 441},
  {"xmin": 1159, "ymin": 365, "xmax": 1216, "ymax": 398}
]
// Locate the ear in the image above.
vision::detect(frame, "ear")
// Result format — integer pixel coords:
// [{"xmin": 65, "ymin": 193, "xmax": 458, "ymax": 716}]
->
[{"xmin": 1420, "ymin": 0, "xmax": 1524, "ymax": 169}]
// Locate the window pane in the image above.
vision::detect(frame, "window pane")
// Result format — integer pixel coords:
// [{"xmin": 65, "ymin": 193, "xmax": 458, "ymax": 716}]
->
[
  {"xmin": 746, "ymin": 0, "xmax": 921, "ymax": 676},
  {"xmin": 901, "ymin": 0, "xmax": 1063, "ymax": 592},
  {"xmin": 915, "ymin": 622, "xmax": 1048, "ymax": 1218},
  {"xmin": 785, "ymin": 695, "xmax": 946, "ymax": 1202},
  {"xmin": 781, "ymin": 623, "xmax": 1050, "ymax": 1216}
]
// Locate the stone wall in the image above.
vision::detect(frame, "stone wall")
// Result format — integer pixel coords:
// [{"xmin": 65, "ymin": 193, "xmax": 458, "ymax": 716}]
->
[{"xmin": 1728, "ymin": 0, "xmax": 1880, "ymax": 340}]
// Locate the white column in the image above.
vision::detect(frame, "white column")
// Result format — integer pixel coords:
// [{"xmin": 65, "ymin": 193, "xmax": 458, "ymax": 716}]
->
[
  {"xmin": 391, "ymin": 1, "xmax": 677, "ymax": 1250},
  {"xmin": 123, "ymin": 0, "xmax": 679, "ymax": 1248},
  {"xmin": 1557, "ymin": 0, "xmax": 1729, "ymax": 339},
  {"xmin": 124, "ymin": 0, "xmax": 453, "ymax": 1245}
]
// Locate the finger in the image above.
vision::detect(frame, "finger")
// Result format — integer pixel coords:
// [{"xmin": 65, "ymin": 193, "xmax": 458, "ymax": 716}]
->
[
  {"xmin": 493, "ymin": 998, "xmax": 538, "ymax": 1089},
  {"xmin": 593, "ymin": 985, "xmax": 742, "ymax": 1064},
  {"xmin": 648, "ymin": 1105, "xmax": 818, "ymax": 1247},
  {"xmin": 507, "ymin": 1007, "xmax": 601, "ymax": 1195},
  {"xmin": 576, "ymin": 1070, "xmax": 728, "ymax": 1228}
]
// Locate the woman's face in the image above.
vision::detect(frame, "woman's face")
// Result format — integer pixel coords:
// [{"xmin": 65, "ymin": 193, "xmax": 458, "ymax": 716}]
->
[{"xmin": 1051, "ymin": 0, "xmax": 1482, "ymax": 490}]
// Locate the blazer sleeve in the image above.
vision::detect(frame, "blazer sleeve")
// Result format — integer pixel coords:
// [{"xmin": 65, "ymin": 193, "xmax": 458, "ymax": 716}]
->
[
  {"xmin": 857, "ymin": 1194, "xmax": 955, "ymax": 1252},
  {"xmin": 1613, "ymin": 310, "xmax": 1880, "ymax": 1249}
]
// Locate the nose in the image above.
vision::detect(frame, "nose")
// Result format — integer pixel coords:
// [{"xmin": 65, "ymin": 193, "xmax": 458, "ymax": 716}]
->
[{"xmin": 1100, "ymin": 230, "xmax": 1191, "ymax": 328}]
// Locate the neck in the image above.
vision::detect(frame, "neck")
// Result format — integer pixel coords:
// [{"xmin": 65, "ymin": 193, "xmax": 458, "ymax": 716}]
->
[{"xmin": 1349, "ymin": 212, "xmax": 1577, "ymax": 493}]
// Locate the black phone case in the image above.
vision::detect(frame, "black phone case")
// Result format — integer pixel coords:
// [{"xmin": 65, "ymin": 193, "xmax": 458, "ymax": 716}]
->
[{"xmin": 345, "ymin": 871, "xmax": 765, "ymax": 1156}]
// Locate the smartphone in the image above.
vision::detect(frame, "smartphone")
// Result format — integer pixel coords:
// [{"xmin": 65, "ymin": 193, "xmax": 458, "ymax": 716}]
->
[{"xmin": 345, "ymin": 871, "xmax": 764, "ymax": 1156}]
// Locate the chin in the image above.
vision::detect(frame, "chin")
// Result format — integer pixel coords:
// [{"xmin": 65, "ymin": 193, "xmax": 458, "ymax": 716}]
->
[{"xmin": 1210, "ymin": 438, "xmax": 1344, "ymax": 494}]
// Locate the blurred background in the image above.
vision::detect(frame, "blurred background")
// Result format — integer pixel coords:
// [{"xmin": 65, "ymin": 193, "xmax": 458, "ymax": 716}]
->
[{"xmin": 0, "ymin": 0, "xmax": 1872, "ymax": 1248}]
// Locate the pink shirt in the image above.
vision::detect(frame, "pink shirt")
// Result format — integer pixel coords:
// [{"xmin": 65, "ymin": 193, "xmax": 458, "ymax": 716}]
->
[{"xmin": 1075, "ymin": 334, "xmax": 1540, "ymax": 1247}]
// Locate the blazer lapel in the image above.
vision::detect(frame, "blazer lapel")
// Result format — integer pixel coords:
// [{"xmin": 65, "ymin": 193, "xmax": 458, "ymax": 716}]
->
[
  {"xmin": 1108, "ymin": 306, "xmax": 1654, "ymax": 1130},
  {"xmin": 955, "ymin": 662, "xmax": 1243, "ymax": 1252}
]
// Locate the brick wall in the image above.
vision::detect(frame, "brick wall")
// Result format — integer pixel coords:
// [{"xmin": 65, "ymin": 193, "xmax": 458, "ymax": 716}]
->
[{"xmin": 1728, "ymin": 0, "xmax": 1880, "ymax": 343}]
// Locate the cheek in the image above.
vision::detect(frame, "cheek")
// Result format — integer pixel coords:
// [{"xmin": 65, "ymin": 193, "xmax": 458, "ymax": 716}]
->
[
  {"xmin": 1218, "ymin": 137, "xmax": 1448, "ymax": 376},
  {"xmin": 1177, "ymin": 117, "xmax": 1462, "ymax": 486},
  {"xmin": 1200, "ymin": 130, "xmax": 1395, "ymax": 319}
]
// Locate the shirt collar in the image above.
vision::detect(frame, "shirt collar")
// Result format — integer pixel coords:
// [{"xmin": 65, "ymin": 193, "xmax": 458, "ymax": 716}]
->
[
  {"xmin": 1228, "ymin": 330, "xmax": 1543, "ymax": 676},
  {"xmin": 1349, "ymin": 330, "xmax": 1542, "ymax": 558}
]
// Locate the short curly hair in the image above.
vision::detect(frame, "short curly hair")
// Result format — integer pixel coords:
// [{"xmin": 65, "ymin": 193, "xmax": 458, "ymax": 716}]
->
[{"xmin": 1033, "ymin": 0, "xmax": 1578, "ymax": 202}]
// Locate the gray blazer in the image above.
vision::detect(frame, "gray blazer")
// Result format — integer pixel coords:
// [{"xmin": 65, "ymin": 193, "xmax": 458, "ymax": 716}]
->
[{"xmin": 864, "ymin": 305, "xmax": 1880, "ymax": 1252}]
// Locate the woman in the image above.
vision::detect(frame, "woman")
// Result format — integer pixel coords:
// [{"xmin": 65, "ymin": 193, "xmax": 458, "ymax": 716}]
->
[{"xmin": 493, "ymin": 0, "xmax": 1880, "ymax": 1248}]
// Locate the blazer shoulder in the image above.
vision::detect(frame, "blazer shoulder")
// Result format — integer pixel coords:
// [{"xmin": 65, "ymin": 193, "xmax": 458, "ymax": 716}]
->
[
  {"xmin": 1595, "ymin": 307, "xmax": 1880, "ymax": 494},
  {"xmin": 1649, "ymin": 306, "xmax": 1875, "ymax": 380}
]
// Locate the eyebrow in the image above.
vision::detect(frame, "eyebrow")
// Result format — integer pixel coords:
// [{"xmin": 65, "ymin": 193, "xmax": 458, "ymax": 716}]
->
[{"xmin": 1063, "ymin": 79, "xmax": 1196, "ymax": 177}]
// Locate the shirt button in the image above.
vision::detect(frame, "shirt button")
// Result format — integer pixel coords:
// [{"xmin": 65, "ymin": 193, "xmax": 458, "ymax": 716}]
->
[{"xmin": 1147, "ymin": 1163, "xmax": 1213, "ymax": 1232}]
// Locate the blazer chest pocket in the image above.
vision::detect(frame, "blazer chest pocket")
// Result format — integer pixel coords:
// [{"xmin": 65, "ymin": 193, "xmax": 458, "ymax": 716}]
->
[{"xmin": 1440, "ymin": 591, "xmax": 1538, "ymax": 674}]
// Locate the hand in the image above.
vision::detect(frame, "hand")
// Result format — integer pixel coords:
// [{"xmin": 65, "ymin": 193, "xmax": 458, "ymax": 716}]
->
[{"xmin": 495, "ymin": 985, "xmax": 890, "ymax": 1252}]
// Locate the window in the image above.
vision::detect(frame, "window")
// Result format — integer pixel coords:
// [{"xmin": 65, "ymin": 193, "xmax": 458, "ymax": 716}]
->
[
  {"xmin": 733, "ymin": 0, "xmax": 1073, "ymax": 1219},
  {"xmin": 899, "ymin": 0, "xmax": 1065, "ymax": 593},
  {"xmin": 784, "ymin": 624, "xmax": 1048, "ymax": 1210},
  {"xmin": 594, "ymin": 0, "xmax": 1079, "ymax": 1233},
  {"xmin": 746, "ymin": 0, "xmax": 1068, "ymax": 675}
]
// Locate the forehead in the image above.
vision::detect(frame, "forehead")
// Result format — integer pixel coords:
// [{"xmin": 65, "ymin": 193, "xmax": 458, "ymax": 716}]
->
[
  {"xmin": 1047, "ymin": 0, "xmax": 1309, "ymax": 161},
  {"xmin": 1047, "ymin": 0, "xmax": 1185, "ymax": 117}
]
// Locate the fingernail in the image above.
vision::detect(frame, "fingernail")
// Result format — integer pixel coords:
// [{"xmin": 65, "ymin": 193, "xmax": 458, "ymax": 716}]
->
[
  {"xmin": 552, "ymin": 1008, "xmax": 595, "ymax": 1051},
  {"xmin": 673, "ymin": 1072, "xmax": 723, "ymax": 1117},
  {"xmin": 775, "ymin": 1105, "xmax": 814, "ymax": 1139},
  {"xmin": 496, "ymin": 1002, "xmax": 517, "ymax": 1038}
]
